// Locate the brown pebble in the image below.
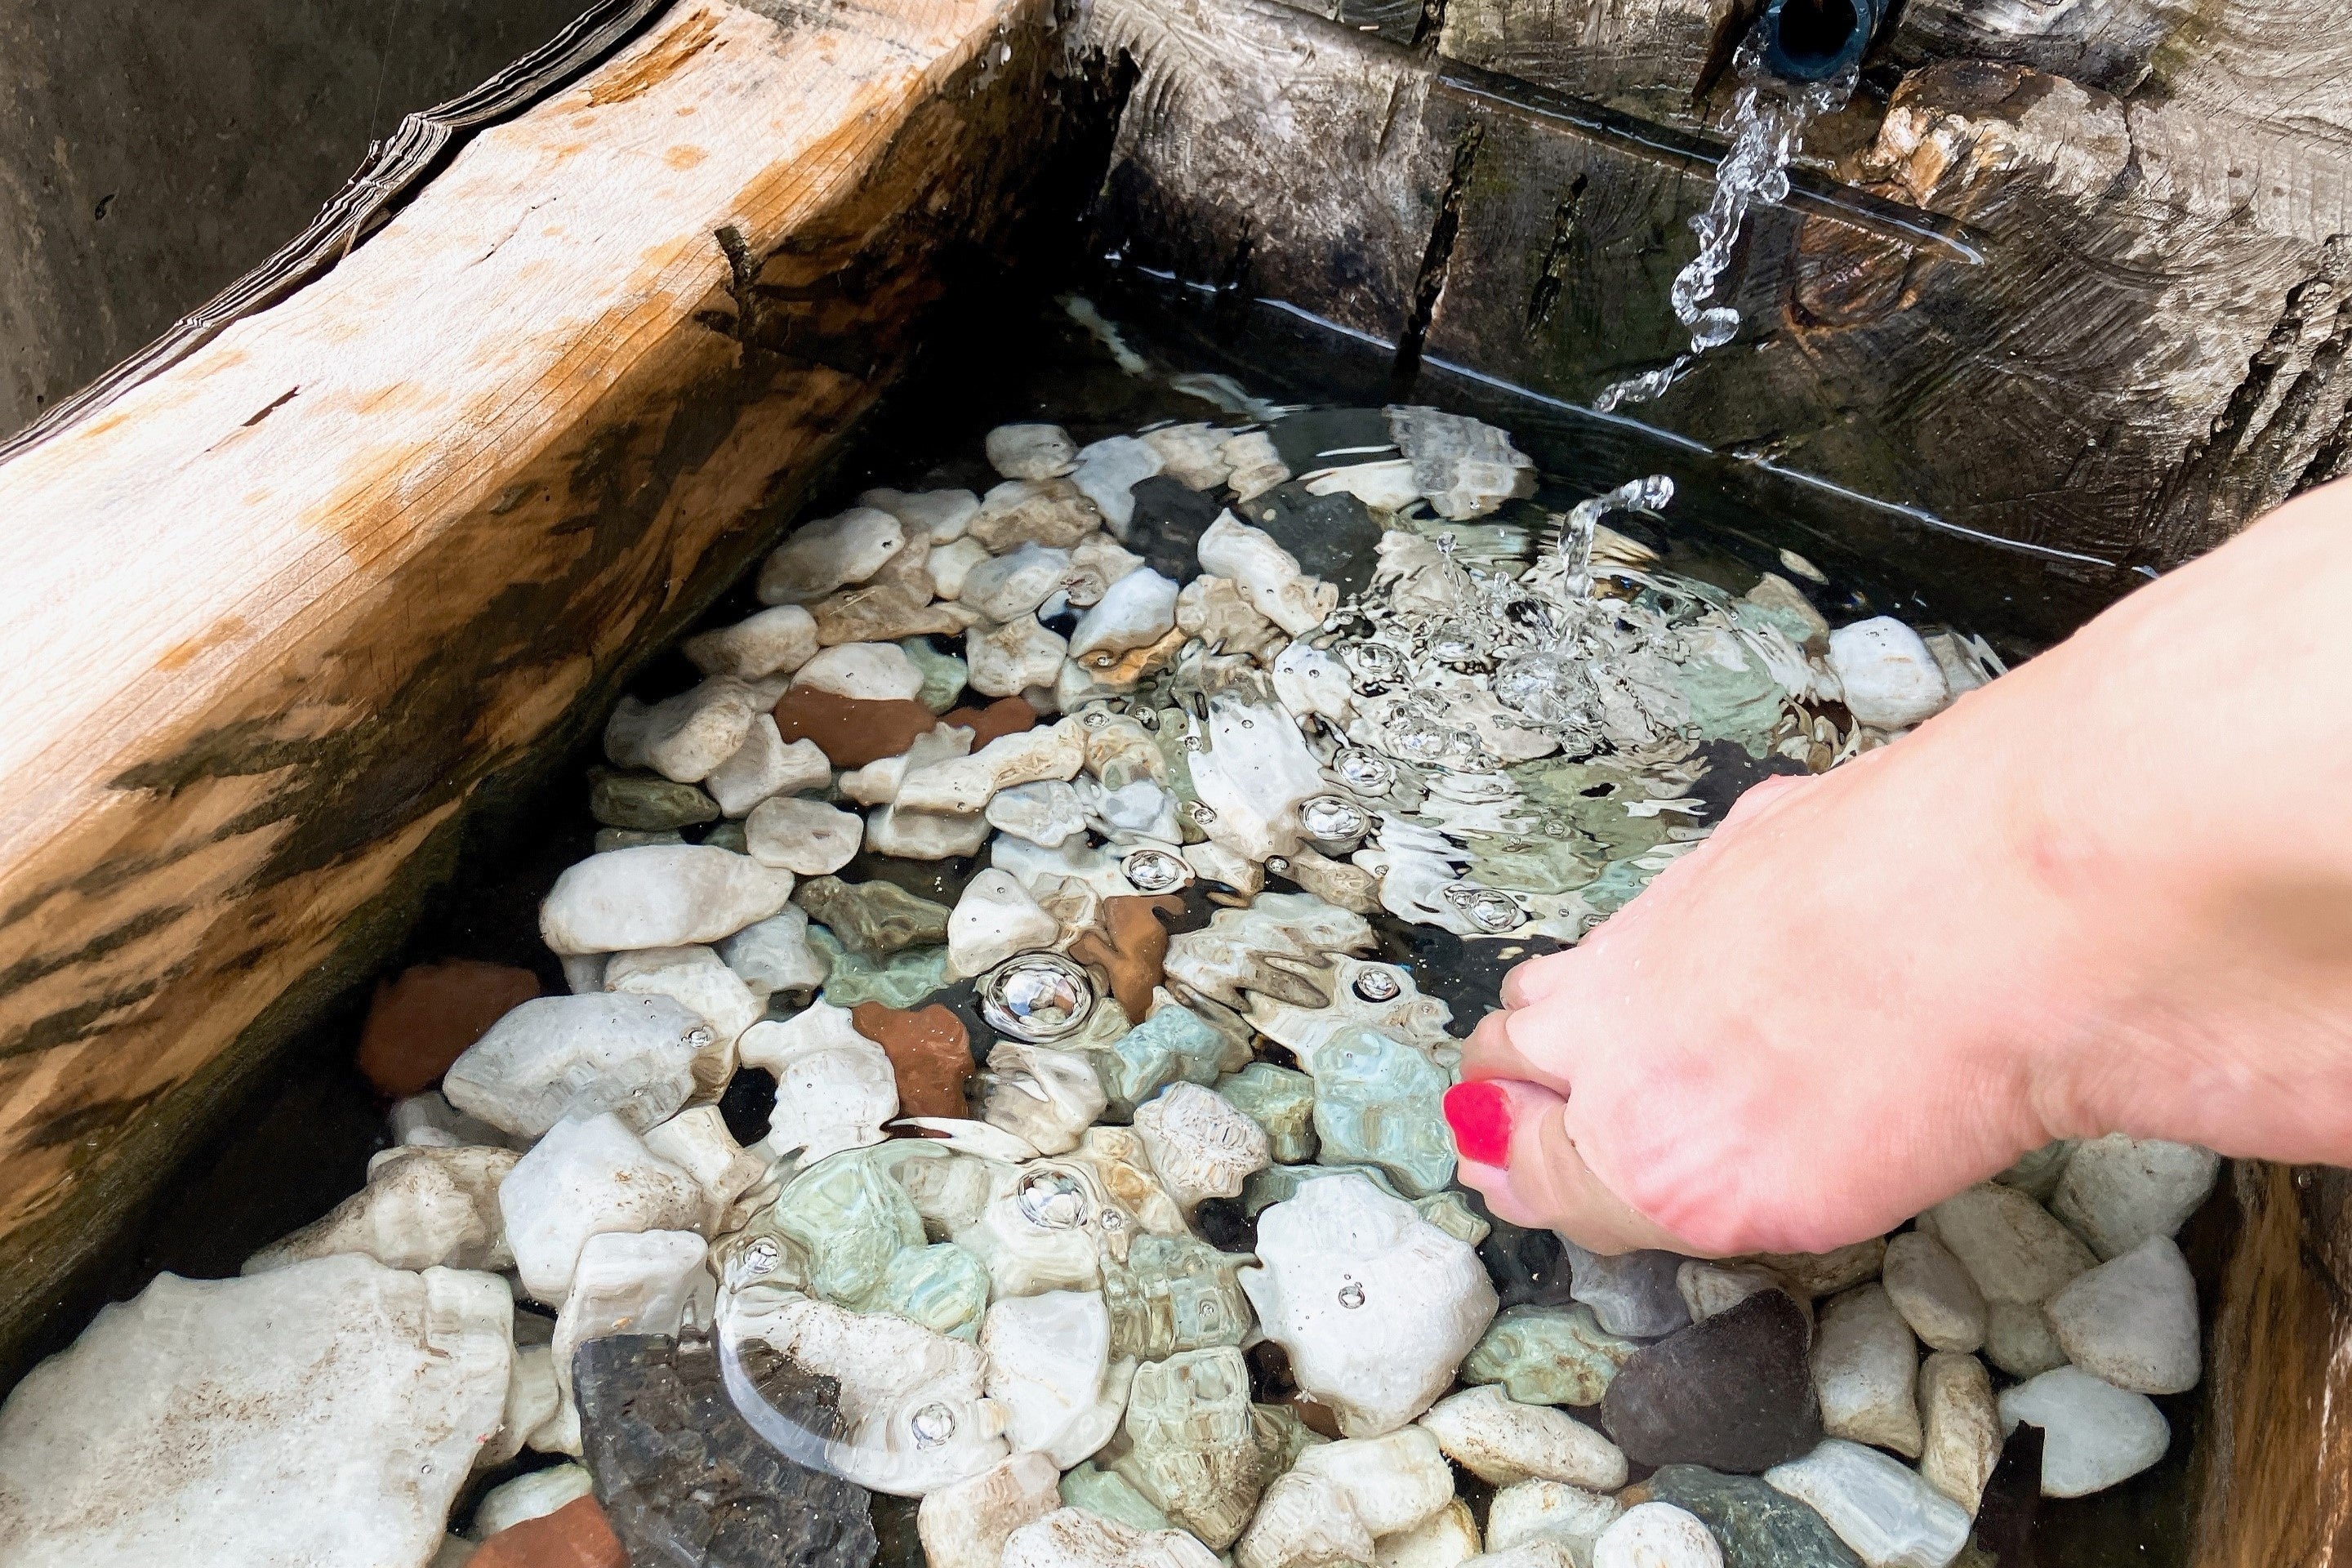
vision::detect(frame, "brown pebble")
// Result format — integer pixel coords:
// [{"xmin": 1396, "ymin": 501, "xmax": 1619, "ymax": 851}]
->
[
  {"xmin": 772, "ymin": 687, "xmax": 938, "ymax": 768},
  {"xmin": 1290, "ymin": 1396, "xmax": 1345, "ymax": 1440},
  {"xmin": 469, "ymin": 1494, "xmax": 628, "ymax": 1568},
  {"xmin": 940, "ymin": 694, "xmax": 1038, "ymax": 750},
  {"xmin": 1068, "ymin": 895, "xmax": 1183, "ymax": 1021},
  {"xmin": 850, "ymin": 1001, "xmax": 973, "ymax": 1119},
  {"xmin": 355, "ymin": 958, "xmax": 541, "ymax": 1098}
]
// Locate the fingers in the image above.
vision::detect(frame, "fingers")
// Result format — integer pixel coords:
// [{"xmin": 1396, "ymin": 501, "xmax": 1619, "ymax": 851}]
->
[{"xmin": 1445, "ymin": 1078, "xmax": 1701, "ymax": 1256}]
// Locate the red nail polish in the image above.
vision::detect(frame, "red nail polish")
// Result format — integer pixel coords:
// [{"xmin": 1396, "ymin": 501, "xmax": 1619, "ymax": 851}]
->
[{"xmin": 1444, "ymin": 1080, "xmax": 1512, "ymax": 1165}]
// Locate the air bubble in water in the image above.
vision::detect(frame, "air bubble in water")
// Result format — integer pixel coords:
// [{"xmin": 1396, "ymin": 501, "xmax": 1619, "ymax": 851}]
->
[
  {"xmin": 1339, "ymin": 1282, "xmax": 1366, "ymax": 1309},
  {"xmin": 982, "ymin": 954, "xmax": 1095, "ymax": 1042},
  {"xmin": 1299, "ymin": 795, "xmax": 1371, "ymax": 843},
  {"xmin": 1334, "ymin": 748, "xmax": 1396, "ymax": 795},
  {"xmin": 1121, "ymin": 847, "xmax": 1189, "ymax": 893},
  {"xmin": 1352, "ymin": 967, "xmax": 1402, "ymax": 1003},
  {"xmin": 911, "ymin": 1403, "xmax": 957, "ymax": 1447}
]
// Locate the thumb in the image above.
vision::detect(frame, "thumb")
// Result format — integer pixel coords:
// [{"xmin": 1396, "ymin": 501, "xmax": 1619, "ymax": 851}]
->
[{"xmin": 1443, "ymin": 1077, "xmax": 1705, "ymax": 1257}]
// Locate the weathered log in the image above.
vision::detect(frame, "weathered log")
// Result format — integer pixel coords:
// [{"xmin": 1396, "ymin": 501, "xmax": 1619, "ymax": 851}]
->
[
  {"xmin": 0, "ymin": 0, "xmax": 1084, "ymax": 1372},
  {"xmin": 1076, "ymin": 0, "xmax": 2352, "ymax": 568}
]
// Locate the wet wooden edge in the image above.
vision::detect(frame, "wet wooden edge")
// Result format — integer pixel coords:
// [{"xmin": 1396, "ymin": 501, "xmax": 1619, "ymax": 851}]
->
[{"xmin": 0, "ymin": 0, "xmax": 1076, "ymax": 1376}]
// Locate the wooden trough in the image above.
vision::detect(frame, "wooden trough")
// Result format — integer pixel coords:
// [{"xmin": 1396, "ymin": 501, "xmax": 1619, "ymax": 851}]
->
[{"xmin": 0, "ymin": 0, "xmax": 2345, "ymax": 1557}]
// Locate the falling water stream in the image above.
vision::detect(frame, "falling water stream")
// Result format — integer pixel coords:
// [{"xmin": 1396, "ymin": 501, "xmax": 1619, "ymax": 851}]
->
[{"xmin": 1592, "ymin": 38, "xmax": 1856, "ymax": 412}]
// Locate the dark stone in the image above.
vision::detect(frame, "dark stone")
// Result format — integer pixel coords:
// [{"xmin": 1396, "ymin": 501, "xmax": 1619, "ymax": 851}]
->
[
  {"xmin": 1041, "ymin": 605, "xmax": 1082, "ymax": 637},
  {"xmin": 1231, "ymin": 482, "xmax": 1383, "ymax": 595},
  {"xmin": 836, "ymin": 850, "xmax": 982, "ymax": 910},
  {"xmin": 1193, "ymin": 1196, "xmax": 1256, "ymax": 1254},
  {"xmin": 871, "ymin": 1494, "xmax": 925, "ymax": 1568},
  {"xmin": 1599, "ymin": 1290, "xmax": 1820, "ymax": 1473},
  {"xmin": 575, "ymin": 1332, "xmax": 878, "ymax": 1568},
  {"xmin": 1372, "ymin": 923, "xmax": 1565, "ymax": 1022},
  {"xmin": 1562, "ymin": 1238, "xmax": 1694, "ymax": 1338},
  {"xmin": 1645, "ymin": 1465, "xmax": 1862, "ymax": 1568},
  {"xmin": 1267, "ymin": 408, "xmax": 1396, "ymax": 475},
  {"xmin": 719, "ymin": 1067, "xmax": 779, "ymax": 1147},
  {"xmin": 1682, "ymin": 739, "xmax": 1811, "ymax": 826},
  {"xmin": 1477, "ymin": 1218, "xmax": 1576, "ymax": 1311},
  {"xmin": 588, "ymin": 767, "xmax": 722, "ymax": 831},
  {"xmin": 1971, "ymin": 1420, "xmax": 2043, "ymax": 1566},
  {"xmin": 1128, "ymin": 474, "xmax": 1225, "ymax": 583},
  {"xmin": 1245, "ymin": 1338, "xmax": 1298, "ymax": 1401},
  {"xmin": 796, "ymin": 876, "xmax": 953, "ymax": 959},
  {"xmin": 924, "ymin": 978, "xmax": 996, "ymax": 1063}
]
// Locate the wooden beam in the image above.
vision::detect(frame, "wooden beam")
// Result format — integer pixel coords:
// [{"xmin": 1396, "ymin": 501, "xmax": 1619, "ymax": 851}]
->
[{"xmin": 0, "ymin": 0, "xmax": 1068, "ymax": 1367}]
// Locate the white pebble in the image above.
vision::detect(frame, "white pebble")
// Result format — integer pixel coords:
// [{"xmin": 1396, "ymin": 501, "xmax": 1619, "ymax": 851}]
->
[
  {"xmin": 705, "ymin": 717, "xmax": 827, "ymax": 817},
  {"xmin": 987, "ymin": 779, "xmax": 1091, "ymax": 848},
  {"xmin": 1591, "ymin": 1503, "xmax": 1722, "ymax": 1568},
  {"xmin": 443, "ymin": 991, "xmax": 710, "ymax": 1137},
  {"xmin": 1068, "ymin": 568, "xmax": 1179, "ymax": 662},
  {"xmin": 1997, "ymin": 1365, "xmax": 2171, "ymax": 1498},
  {"xmin": 963, "ymin": 544, "xmax": 1075, "ymax": 623},
  {"xmin": 1882, "ymin": 1232, "xmax": 1987, "ymax": 1353},
  {"xmin": 683, "ymin": 604, "xmax": 819, "ymax": 679},
  {"xmin": 2042, "ymin": 1235, "xmax": 2199, "ymax": 1394},
  {"xmin": 745, "ymin": 795, "xmax": 863, "ymax": 875},
  {"xmin": 604, "ymin": 942, "xmax": 763, "ymax": 1054},
  {"xmin": 499, "ymin": 1112, "xmax": 706, "ymax": 1302},
  {"xmin": 738, "ymin": 1002, "xmax": 898, "ymax": 1164},
  {"xmin": 968, "ymin": 617, "xmax": 1070, "ymax": 698},
  {"xmin": 539, "ymin": 844, "xmax": 796, "ymax": 956},
  {"xmin": 1813, "ymin": 1283, "xmax": 1922, "ymax": 1458},
  {"xmin": 2050, "ymin": 1135, "xmax": 2220, "ymax": 1259},
  {"xmin": 792, "ymin": 641, "xmax": 925, "ymax": 702},
  {"xmin": 1419, "ymin": 1384, "xmax": 1628, "ymax": 1490},
  {"xmin": 948, "ymin": 868, "xmax": 1061, "ymax": 978},
  {"xmin": 1485, "ymin": 1478, "xmax": 1622, "ymax": 1554},
  {"xmin": 605, "ymin": 678, "xmax": 767, "ymax": 782},
  {"xmin": 862, "ymin": 486, "xmax": 982, "ymax": 544},
  {"xmin": 1763, "ymin": 1439, "xmax": 1971, "ymax": 1568},
  {"xmin": 758, "ymin": 506, "xmax": 904, "ymax": 604},
  {"xmin": 987, "ymin": 423, "xmax": 1079, "ymax": 479},
  {"xmin": 1827, "ymin": 617, "xmax": 1950, "ymax": 729},
  {"xmin": 1069, "ymin": 434, "xmax": 1166, "ymax": 536}
]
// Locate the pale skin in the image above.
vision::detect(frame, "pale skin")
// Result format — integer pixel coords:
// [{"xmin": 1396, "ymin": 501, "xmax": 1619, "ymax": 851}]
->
[{"xmin": 1450, "ymin": 479, "xmax": 2352, "ymax": 1258}]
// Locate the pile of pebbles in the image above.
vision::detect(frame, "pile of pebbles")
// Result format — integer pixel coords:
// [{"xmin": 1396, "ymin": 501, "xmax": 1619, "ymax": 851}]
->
[{"xmin": 0, "ymin": 397, "xmax": 2218, "ymax": 1568}]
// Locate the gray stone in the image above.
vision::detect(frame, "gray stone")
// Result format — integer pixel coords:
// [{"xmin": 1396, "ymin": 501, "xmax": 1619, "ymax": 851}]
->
[
  {"xmin": 2049, "ymin": 1135, "xmax": 2221, "ymax": 1260},
  {"xmin": 1880, "ymin": 1233, "xmax": 1985, "ymax": 1354},
  {"xmin": 1646, "ymin": 1464, "xmax": 1863, "ymax": 1568},
  {"xmin": 798, "ymin": 875, "xmax": 953, "ymax": 959},
  {"xmin": 574, "ymin": 1332, "xmax": 878, "ymax": 1568},
  {"xmin": 1812, "ymin": 1285, "xmax": 1920, "ymax": 1459},
  {"xmin": 1762, "ymin": 1440, "xmax": 1971, "ymax": 1568},
  {"xmin": 590, "ymin": 768, "xmax": 720, "ymax": 830},
  {"xmin": 2042, "ymin": 1235, "xmax": 2200, "ymax": 1394},
  {"xmin": 1599, "ymin": 1290, "xmax": 1821, "ymax": 1474},
  {"xmin": 1996, "ymin": 1365, "xmax": 2170, "ymax": 1499},
  {"xmin": 1564, "ymin": 1240, "xmax": 1693, "ymax": 1338}
]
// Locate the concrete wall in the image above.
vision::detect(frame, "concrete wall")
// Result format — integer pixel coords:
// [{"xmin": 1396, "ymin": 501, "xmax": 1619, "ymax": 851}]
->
[{"xmin": 0, "ymin": 0, "xmax": 590, "ymax": 439}]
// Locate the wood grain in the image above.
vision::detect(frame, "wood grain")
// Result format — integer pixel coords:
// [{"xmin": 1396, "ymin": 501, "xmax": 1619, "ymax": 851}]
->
[{"xmin": 0, "ymin": 0, "xmax": 1065, "ymax": 1364}]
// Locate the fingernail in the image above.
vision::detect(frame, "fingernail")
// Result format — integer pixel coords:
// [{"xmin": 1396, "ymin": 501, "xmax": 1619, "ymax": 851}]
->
[{"xmin": 1444, "ymin": 1080, "xmax": 1513, "ymax": 1166}]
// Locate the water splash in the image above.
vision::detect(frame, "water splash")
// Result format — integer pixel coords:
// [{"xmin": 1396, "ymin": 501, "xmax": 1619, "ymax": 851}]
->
[{"xmin": 1593, "ymin": 38, "xmax": 1855, "ymax": 413}]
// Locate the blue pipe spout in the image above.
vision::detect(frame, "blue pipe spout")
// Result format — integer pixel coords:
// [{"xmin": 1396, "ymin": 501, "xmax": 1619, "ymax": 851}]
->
[{"xmin": 1756, "ymin": 0, "xmax": 1882, "ymax": 82}]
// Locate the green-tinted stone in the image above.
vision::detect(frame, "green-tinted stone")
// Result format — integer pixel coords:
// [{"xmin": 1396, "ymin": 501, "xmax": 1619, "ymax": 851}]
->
[
  {"xmin": 1250, "ymin": 1402, "xmax": 1327, "ymax": 1479},
  {"xmin": 702, "ymin": 819, "xmax": 750, "ymax": 854},
  {"xmin": 1646, "ymin": 1464, "xmax": 1863, "ymax": 1568},
  {"xmin": 1463, "ymin": 1303, "xmax": 1639, "ymax": 1406},
  {"xmin": 1675, "ymin": 626, "xmax": 1790, "ymax": 760},
  {"xmin": 1240, "ymin": 1161, "xmax": 1402, "ymax": 1217},
  {"xmin": 1463, "ymin": 835, "xmax": 1602, "ymax": 897},
  {"xmin": 875, "ymin": 1241, "xmax": 989, "ymax": 1340},
  {"xmin": 1061, "ymin": 1462, "xmax": 1173, "ymax": 1533},
  {"xmin": 899, "ymin": 638, "xmax": 970, "ymax": 714},
  {"xmin": 1414, "ymin": 1191, "xmax": 1491, "ymax": 1247},
  {"xmin": 1296, "ymin": 1024, "xmax": 1454, "ymax": 1196},
  {"xmin": 771, "ymin": 1147, "xmax": 926, "ymax": 1307},
  {"xmin": 594, "ymin": 827, "xmax": 685, "ymax": 853},
  {"xmin": 1218, "ymin": 1063, "xmax": 1317, "ymax": 1164},
  {"xmin": 1091, "ymin": 1001, "xmax": 1222, "ymax": 1120},
  {"xmin": 1103, "ymin": 1232, "xmax": 1254, "ymax": 1361},
  {"xmin": 798, "ymin": 876, "xmax": 953, "ymax": 958},
  {"xmin": 590, "ymin": 768, "xmax": 722, "ymax": 830},
  {"xmin": 811, "ymin": 929, "xmax": 952, "ymax": 1010},
  {"xmin": 1110, "ymin": 1347, "xmax": 1264, "ymax": 1549}
]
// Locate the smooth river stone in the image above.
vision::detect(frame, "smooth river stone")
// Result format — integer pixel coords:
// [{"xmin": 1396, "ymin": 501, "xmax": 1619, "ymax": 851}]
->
[
  {"xmin": 1917, "ymin": 1352, "xmax": 2001, "ymax": 1513},
  {"xmin": 1916, "ymin": 1184, "xmax": 2094, "ymax": 1310},
  {"xmin": 1880, "ymin": 1233, "xmax": 1985, "ymax": 1354},
  {"xmin": 813, "ymin": 931, "xmax": 953, "ymax": 1011},
  {"xmin": 574, "ymin": 1334, "xmax": 877, "ymax": 1568},
  {"xmin": 1564, "ymin": 1240, "xmax": 1694, "ymax": 1338},
  {"xmin": 1646, "ymin": 1465, "xmax": 1862, "ymax": 1568},
  {"xmin": 0, "ymin": 1255, "xmax": 511, "ymax": 1568},
  {"xmin": 799, "ymin": 875, "xmax": 954, "ymax": 958},
  {"xmin": 443, "ymin": 991, "xmax": 710, "ymax": 1138},
  {"xmin": 2049, "ymin": 1135, "xmax": 2221, "ymax": 1260},
  {"xmin": 1600, "ymin": 1290, "xmax": 1822, "ymax": 1473},
  {"xmin": 589, "ymin": 768, "xmax": 722, "ymax": 831},
  {"xmin": 1297, "ymin": 1023, "xmax": 1454, "ymax": 1197},
  {"xmin": 1996, "ymin": 1365, "xmax": 2171, "ymax": 1497},
  {"xmin": 1419, "ymin": 1384, "xmax": 1628, "ymax": 1490},
  {"xmin": 1591, "ymin": 1503, "xmax": 1723, "ymax": 1568},
  {"xmin": 1763, "ymin": 1441, "xmax": 1971, "ymax": 1568},
  {"xmin": 541, "ymin": 845, "xmax": 798, "ymax": 956},
  {"xmin": 356, "ymin": 958, "xmax": 542, "ymax": 1098},
  {"xmin": 1745, "ymin": 1240, "xmax": 1886, "ymax": 1300},
  {"xmin": 941, "ymin": 694, "xmax": 1039, "ymax": 748},
  {"xmin": 2042, "ymin": 1234, "xmax": 2200, "ymax": 1394},
  {"xmin": 1464, "ymin": 1304, "xmax": 1638, "ymax": 1407},
  {"xmin": 1067, "ymin": 895, "xmax": 1183, "ymax": 1021},
  {"xmin": 773, "ymin": 687, "xmax": 937, "ymax": 768},
  {"xmin": 1218, "ymin": 1062, "xmax": 1317, "ymax": 1164},
  {"xmin": 852, "ymin": 1001, "xmax": 975, "ymax": 1119},
  {"xmin": 1812, "ymin": 1285, "xmax": 1922, "ymax": 1458},
  {"xmin": 470, "ymin": 1495, "xmax": 628, "ymax": 1568}
]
